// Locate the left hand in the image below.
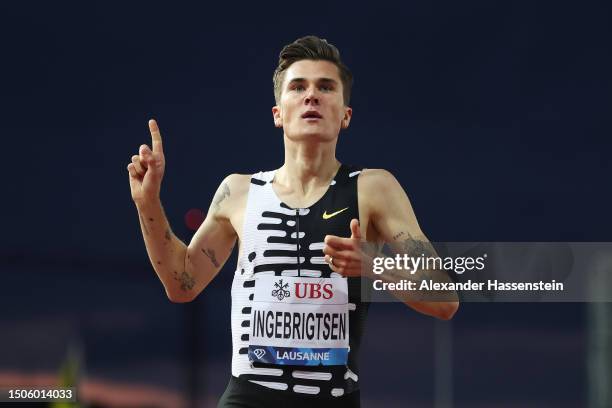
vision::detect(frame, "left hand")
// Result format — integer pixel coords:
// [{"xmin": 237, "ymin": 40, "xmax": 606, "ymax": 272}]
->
[{"xmin": 323, "ymin": 218, "xmax": 372, "ymax": 277}]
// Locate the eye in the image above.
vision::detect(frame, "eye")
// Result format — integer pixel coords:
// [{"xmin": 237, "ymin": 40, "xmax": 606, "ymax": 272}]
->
[
  {"xmin": 293, "ymin": 85, "xmax": 305, "ymax": 92},
  {"xmin": 319, "ymin": 85, "xmax": 333, "ymax": 92}
]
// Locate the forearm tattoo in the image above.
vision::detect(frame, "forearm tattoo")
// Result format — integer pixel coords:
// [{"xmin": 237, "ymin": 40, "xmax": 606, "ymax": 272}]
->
[{"xmin": 173, "ymin": 270, "xmax": 195, "ymax": 291}]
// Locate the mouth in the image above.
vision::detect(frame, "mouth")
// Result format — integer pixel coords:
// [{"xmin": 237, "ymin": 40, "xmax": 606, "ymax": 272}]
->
[{"xmin": 301, "ymin": 110, "xmax": 323, "ymax": 120}]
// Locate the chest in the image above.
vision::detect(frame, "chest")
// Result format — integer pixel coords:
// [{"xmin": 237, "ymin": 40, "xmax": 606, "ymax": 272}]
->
[{"xmin": 230, "ymin": 182, "xmax": 380, "ymax": 261}]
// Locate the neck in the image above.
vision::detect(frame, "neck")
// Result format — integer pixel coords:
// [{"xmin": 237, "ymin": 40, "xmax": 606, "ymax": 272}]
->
[{"xmin": 275, "ymin": 134, "xmax": 340, "ymax": 194}]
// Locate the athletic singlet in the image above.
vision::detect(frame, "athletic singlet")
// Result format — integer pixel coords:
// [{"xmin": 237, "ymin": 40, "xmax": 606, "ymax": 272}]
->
[{"xmin": 230, "ymin": 163, "xmax": 370, "ymax": 398}]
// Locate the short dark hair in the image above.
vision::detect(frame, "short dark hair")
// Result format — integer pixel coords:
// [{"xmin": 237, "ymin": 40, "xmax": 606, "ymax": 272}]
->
[{"xmin": 273, "ymin": 35, "xmax": 353, "ymax": 106}]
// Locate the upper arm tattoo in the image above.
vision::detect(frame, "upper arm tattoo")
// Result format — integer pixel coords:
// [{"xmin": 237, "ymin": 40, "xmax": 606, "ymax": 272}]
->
[
  {"xmin": 212, "ymin": 183, "xmax": 230, "ymax": 212},
  {"xmin": 201, "ymin": 247, "xmax": 220, "ymax": 268}
]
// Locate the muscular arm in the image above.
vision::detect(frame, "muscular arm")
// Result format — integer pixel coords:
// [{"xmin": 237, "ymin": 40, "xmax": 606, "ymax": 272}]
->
[
  {"xmin": 136, "ymin": 175, "xmax": 241, "ymax": 303},
  {"xmin": 360, "ymin": 169, "xmax": 459, "ymax": 320},
  {"xmin": 128, "ymin": 121, "xmax": 244, "ymax": 303}
]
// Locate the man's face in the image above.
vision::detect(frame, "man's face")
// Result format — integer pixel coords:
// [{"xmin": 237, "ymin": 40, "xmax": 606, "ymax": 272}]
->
[{"xmin": 272, "ymin": 60, "xmax": 352, "ymax": 142}]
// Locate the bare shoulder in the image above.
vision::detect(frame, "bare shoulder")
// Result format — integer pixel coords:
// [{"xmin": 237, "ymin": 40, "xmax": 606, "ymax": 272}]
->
[
  {"xmin": 358, "ymin": 168, "xmax": 398, "ymax": 185},
  {"xmin": 210, "ymin": 173, "xmax": 251, "ymax": 217},
  {"xmin": 223, "ymin": 173, "xmax": 251, "ymax": 197},
  {"xmin": 358, "ymin": 168, "xmax": 403, "ymax": 197},
  {"xmin": 358, "ymin": 168, "xmax": 412, "ymax": 218}
]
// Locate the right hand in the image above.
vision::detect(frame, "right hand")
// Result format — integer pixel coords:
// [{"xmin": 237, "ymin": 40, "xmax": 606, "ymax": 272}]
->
[{"xmin": 127, "ymin": 119, "xmax": 166, "ymax": 205}]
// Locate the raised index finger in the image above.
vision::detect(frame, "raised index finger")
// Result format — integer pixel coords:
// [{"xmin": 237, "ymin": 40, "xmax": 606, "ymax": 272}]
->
[{"xmin": 148, "ymin": 119, "xmax": 163, "ymax": 153}]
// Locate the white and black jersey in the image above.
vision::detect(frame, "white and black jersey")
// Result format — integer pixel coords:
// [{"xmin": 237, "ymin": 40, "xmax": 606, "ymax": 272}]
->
[{"xmin": 230, "ymin": 163, "xmax": 370, "ymax": 398}]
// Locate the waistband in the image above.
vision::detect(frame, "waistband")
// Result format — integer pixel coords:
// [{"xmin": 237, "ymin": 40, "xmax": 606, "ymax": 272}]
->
[{"xmin": 218, "ymin": 375, "xmax": 361, "ymax": 408}]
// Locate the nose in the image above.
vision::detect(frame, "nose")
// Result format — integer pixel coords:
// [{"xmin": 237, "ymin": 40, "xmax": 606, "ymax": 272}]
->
[{"xmin": 304, "ymin": 86, "xmax": 320, "ymax": 105}]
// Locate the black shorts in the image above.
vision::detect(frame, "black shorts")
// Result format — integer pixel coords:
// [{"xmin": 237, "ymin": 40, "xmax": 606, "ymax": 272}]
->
[{"xmin": 217, "ymin": 376, "xmax": 361, "ymax": 408}]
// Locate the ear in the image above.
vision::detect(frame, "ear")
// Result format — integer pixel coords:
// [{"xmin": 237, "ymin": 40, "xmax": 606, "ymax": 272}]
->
[
  {"xmin": 341, "ymin": 106, "xmax": 352, "ymax": 129},
  {"xmin": 272, "ymin": 105, "xmax": 283, "ymax": 128}
]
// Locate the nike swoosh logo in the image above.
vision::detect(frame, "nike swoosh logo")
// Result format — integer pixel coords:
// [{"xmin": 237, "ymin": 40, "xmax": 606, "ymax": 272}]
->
[{"xmin": 322, "ymin": 207, "xmax": 349, "ymax": 220}]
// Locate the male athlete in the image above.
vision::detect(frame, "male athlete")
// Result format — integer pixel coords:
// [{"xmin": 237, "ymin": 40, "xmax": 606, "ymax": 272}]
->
[{"xmin": 127, "ymin": 36, "xmax": 459, "ymax": 407}]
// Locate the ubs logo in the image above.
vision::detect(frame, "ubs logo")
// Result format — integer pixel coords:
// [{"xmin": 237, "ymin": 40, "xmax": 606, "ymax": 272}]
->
[
  {"xmin": 272, "ymin": 279, "xmax": 290, "ymax": 301},
  {"xmin": 295, "ymin": 282, "xmax": 333, "ymax": 299}
]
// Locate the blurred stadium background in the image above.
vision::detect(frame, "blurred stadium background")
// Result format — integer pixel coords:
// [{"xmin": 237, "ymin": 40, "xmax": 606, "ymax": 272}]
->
[{"xmin": 1, "ymin": 1, "xmax": 610, "ymax": 406}]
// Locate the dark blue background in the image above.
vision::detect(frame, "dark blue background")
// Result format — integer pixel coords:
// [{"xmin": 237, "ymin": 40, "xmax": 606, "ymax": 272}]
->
[{"xmin": 1, "ymin": 1, "xmax": 609, "ymax": 406}]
